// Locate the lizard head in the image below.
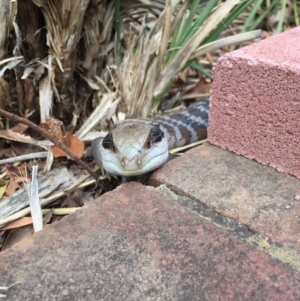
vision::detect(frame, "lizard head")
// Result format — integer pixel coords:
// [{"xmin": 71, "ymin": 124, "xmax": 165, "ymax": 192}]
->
[{"xmin": 92, "ymin": 120, "xmax": 169, "ymax": 177}]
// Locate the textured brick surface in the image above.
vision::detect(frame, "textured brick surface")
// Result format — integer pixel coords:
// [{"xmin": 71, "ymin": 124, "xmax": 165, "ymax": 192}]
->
[
  {"xmin": 150, "ymin": 143, "xmax": 300, "ymax": 253},
  {"xmin": 208, "ymin": 27, "xmax": 300, "ymax": 178},
  {"xmin": 1, "ymin": 182, "xmax": 300, "ymax": 300}
]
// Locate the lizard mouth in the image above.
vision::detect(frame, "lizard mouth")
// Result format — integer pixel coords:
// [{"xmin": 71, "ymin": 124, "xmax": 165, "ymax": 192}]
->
[{"xmin": 101, "ymin": 146, "xmax": 169, "ymax": 177}]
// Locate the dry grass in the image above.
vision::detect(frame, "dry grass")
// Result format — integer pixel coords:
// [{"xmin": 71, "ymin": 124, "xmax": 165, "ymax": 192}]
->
[{"xmin": 0, "ymin": 0, "xmax": 263, "ymax": 129}]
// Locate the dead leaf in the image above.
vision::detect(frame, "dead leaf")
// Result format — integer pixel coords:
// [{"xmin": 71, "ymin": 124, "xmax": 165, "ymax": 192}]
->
[
  {"xmin": 5, "ymin": 173, "xmax": 29, "ymax": 196},
  {"xmin": 40, "ymin": 117, "xmax": 70, "ymax": 147},
  {"xmin": 52, "ymin": 132, "xmax": 84, "ymax": 158},
  {"xmin": 6, "ymin": 176, "xmax": 21, "ymax": 196},
  {"xmin": 178, "ymin": 68, "xmax": 189, "ymax": 83},
  {"xmin": 205, "ymin": 52, "xmax": 214, "ymax": 65},
  {"xmin": 5, "ymin": 164, "xmax": 21, "ymax": 175},
  {"xmin": 11, "ymin": 141, "xmax": 44, "ymax": 156},
  {"xmin": 11, "ymin": 123, "xmax": 28, "ymax": 133},
  {"xmin": 2, "ymin": 224, "xmax": 33, "ymax": 250},
  {"xmin": 5, "ymin": 164, "xmax": 31, "ymax": 196},
  {"xmin": 0, "ymin": 178, "xmax": 7, "ymax": 186},
  {"xmin": 0, "ymin": 217, "xmax": 33, "ymax": 230},
  {"xmin": 185, "ymin": 76, "xmax": 211, "ymax": 97},
  {"xmin": 0, "ymin": 123, "xmax": 36, "ymax": 144},
  {"xmin": 262, "ymin": 31, "xmax": 271, "ymax": 39}
]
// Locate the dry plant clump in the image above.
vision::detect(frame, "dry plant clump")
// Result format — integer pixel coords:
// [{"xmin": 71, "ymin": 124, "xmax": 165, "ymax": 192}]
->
[{"xmin": 0, "ymin": 0, "xmax": 261, "ymax": 133}]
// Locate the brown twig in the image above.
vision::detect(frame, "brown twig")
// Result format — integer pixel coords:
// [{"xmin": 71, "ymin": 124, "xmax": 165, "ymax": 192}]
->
[{"xmin": 0, "ymin": 108, "xmax": 106, "ymax": 190}]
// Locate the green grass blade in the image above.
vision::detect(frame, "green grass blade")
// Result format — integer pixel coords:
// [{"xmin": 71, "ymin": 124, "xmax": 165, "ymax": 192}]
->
[
  {"xmin": 275, "ymin": 0, "xmax": 287, "ymax": 33},
  {"xmin": 203, "ymin": 0, "xmax": 254, "ymax": 44},
  {"xmin": 242, "ymin": 0, "xmax": 264, "ymax": 32},
  {"xmin": 180, "ymin": 0, "xmax": 201, "ymax": 43},
  {"xmin": 190, "ymin": 61, "xmax": 212, "ymax": 79},
  {"xmin": 293, "ymin": 0, "xmax": 299, "ymax": 26},
  {"xmin": 247, "ymin": 1, "xmax": 278, "ymax": 31},
  {"xmin": 181, "ymin": 0, "xmax": 219, "ymax": 45}
]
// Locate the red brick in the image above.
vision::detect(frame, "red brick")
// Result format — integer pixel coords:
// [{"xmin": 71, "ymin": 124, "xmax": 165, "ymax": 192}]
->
[
  {"xmin": 150, "ymin": 143, "xmax": 300, "ymax": 253},
  {"xmin": 1, "ymin": 182, "xmax": 300, "ymax": 300},
  {"xmin": 208, "ymin": 27, "xmax": 300, "ymax": 178}
]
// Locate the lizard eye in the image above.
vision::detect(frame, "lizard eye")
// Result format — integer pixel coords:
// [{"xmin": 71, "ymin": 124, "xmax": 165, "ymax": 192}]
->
[
  {"xmin": 102, "ymin": 133, "xmax": 116, "ymax": 152},
  {"xmin": 150, "ymin": 125, "xmax": 164, "ymax": 143},
  {"xmin": 145, "ymin": 125, "xmax": 164, "ymax": 148}
]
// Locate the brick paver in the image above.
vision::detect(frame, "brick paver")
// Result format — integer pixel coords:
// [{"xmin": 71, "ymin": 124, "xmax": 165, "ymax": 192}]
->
[
  {"xmin": 1, "ymin": 181, "xmax": 300, "ymax": 300},
  {"xmin": 150, "ymin": 143, "xmax": 300, "ymax": 254}
]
